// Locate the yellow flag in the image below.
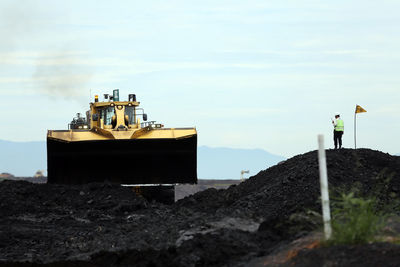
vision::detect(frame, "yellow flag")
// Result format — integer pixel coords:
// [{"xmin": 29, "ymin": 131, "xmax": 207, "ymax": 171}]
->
[{"xmin": 355, "ymin": 105, "xmax": 367, "ymax": 114}]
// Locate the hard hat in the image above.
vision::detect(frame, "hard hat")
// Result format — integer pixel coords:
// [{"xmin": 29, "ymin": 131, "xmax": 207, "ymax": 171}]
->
[{"xmin": 335, "ymin": 112, "xmax": 340, "ymax": 116}]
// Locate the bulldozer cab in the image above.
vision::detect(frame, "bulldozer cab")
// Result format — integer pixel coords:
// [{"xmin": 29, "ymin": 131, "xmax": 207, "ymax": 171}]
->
[{"xmin": 89, "ymin": 97, "xmax": 146, "ymax": 130}]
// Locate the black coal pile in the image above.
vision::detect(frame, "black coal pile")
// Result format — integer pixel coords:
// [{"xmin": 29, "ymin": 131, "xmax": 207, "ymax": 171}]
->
[
  {"xmin": 179, "ymin": 149, "xmax": 400, "ymax": 219},
  {"xmin": 1, "ymin": 149, "xmax": 399, "ymax": 266},
  {"xmin": 282, "ymin": 242, "xmax": 400, "ymax": 267}
]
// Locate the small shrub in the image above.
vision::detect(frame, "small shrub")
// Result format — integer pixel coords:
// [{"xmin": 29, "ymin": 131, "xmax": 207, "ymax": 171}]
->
[{"xmin": 328, "ymin": 192, "xmax": 386, "ymax": 245}]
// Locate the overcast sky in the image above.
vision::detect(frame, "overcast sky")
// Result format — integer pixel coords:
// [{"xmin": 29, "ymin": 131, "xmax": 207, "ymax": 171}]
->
[{"xmin": 0, "ymin": 0, "xmax": 399, "ymax": 157}]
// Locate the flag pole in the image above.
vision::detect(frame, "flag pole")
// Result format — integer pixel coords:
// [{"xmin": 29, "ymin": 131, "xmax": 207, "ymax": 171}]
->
[
  {"xmin": 354, "ymin": 104, "xmax": 366, "ymax": 150},
  {"xmin": 354, "ymin": 106, "xmax": 357, "ymax": 149}
]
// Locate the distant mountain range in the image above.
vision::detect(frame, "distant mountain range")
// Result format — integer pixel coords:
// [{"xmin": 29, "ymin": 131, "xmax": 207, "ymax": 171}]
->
[{"xmin": 0, "ymin": 140, "xmax": 285, "ymax": 179}]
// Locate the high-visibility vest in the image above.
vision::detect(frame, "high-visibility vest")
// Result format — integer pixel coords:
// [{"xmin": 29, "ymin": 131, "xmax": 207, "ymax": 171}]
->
[{"xmin": 335, "ymin": 119, "xmax": 344, "ymax": 131}]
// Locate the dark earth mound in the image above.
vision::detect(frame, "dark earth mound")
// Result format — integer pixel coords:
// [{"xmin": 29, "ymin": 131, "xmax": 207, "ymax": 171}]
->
[
  {"xmin": 283, "ymin": 242, "xmax": 400, "ymax": 267},
  {"xmin": 1, "ymin": 149, "xmax": 399, "ymax": 266}
]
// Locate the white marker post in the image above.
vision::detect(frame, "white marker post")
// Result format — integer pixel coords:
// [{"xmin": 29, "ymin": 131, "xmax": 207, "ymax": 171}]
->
[
  {"xmin": 240, "ymin": 170, "xmax": 249, "ymax": 181},
  {"xmin": 317, "ymin": 134, "xmax": 332, "ymax": 240}
]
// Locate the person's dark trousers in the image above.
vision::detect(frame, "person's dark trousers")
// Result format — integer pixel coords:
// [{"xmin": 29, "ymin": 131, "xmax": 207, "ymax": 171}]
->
[{"xmin": 334, "ymin": 130, "xmax": 343, "ymax": 149}]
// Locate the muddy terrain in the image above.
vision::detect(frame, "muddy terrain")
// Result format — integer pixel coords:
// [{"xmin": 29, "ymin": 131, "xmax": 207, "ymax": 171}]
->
[{"xmin": 1, "ymin": 148, "xmax": 400, "ymax": 266}]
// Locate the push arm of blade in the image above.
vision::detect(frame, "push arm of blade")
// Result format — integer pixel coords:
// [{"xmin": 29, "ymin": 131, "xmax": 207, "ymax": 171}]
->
[
  {"xmin": 91, "ymin": 126, "xmax": 115, "ymax": 139},
  {"xmin": 130, "ymin": 127, "xmax": 150, "ymax": 139}
]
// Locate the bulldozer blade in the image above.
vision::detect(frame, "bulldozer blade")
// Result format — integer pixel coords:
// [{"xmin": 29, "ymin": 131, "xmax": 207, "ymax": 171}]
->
[{"xmin": 47, "ymin": 135, "xmax": 197, "ymax": 185}]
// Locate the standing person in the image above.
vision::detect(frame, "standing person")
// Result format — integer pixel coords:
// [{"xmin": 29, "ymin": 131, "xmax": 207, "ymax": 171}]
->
[{"xmin": 332, "ymin": 113, "xmax": 344, "ymax": 149}]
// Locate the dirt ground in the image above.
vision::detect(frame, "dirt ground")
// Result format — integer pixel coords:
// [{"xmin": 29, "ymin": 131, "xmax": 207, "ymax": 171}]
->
[
  {"xmin": 175, "ymin": 179, "xmax": 241, "ymax": 200},
  {"xmin": 1, "ymin": 148, "xmax": 400, "ymax": 266},
  {"xmin": 4, "ymin": 177, "xmax": 241, "ymax": 201}
]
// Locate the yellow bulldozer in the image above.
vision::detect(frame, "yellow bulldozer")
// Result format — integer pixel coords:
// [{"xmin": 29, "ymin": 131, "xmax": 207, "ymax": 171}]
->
[{"xmin": 47, "ymin": 89, "xmax": 197, "ymax": 203}]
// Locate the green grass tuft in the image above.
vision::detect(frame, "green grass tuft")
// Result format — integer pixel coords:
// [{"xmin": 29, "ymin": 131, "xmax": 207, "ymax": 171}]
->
[{"xmin": 327, "ymin": 192, "xmax": 386, "ymax": 245}]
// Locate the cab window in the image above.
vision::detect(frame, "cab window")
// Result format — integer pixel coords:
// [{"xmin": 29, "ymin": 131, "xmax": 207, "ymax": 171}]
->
[
  {"xmin": 101, "ymin": 107, "xmax": 115, "ymax": 125},
  {"xmin": 125, "ymin": 106, "xmax": 135, "ymax": 124}
]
